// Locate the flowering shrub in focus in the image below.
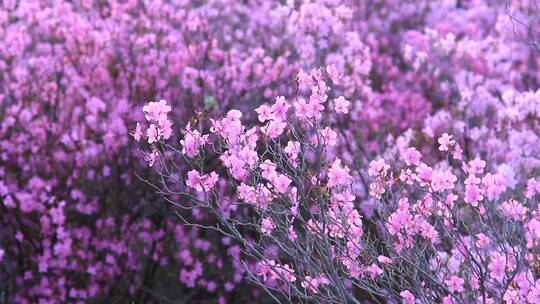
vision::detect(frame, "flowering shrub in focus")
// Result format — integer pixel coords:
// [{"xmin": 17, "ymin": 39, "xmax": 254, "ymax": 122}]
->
[{"xmin": 139, "ymin": 65, "xmax": 540, "ymax": 303}]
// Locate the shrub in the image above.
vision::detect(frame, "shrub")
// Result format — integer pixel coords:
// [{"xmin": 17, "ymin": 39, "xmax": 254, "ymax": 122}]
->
[
  {"xmin": 1, "ymin": 0, "xmax": 539, "ymax": 303},
  {"xmin": 139, "ymin": 66, "xmax": 540, "ymax": 303}
]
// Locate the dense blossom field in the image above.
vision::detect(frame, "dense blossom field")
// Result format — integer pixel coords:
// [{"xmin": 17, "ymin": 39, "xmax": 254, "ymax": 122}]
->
[{"xmin": 1, "ymin": 0, "xmax": 540, "ymax": 303}]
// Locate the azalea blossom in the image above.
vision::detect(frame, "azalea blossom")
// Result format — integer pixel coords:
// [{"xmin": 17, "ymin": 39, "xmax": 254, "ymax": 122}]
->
[
  {"xmin": 438, "ymin": 133, "xmax": 455, "ymax": 151},
  {"xmin": 333, "ymin": 96, "xmax": 350, "ymax": 114}
]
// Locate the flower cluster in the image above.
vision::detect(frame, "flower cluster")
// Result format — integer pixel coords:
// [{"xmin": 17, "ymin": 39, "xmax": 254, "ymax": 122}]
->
[
  {"xmin": 3, "ymin": 0, "xmax": 540, "ymax": 303},
  {"xmin": 141, "ymin": 53, "xmax": 540, "ymax": 302}
]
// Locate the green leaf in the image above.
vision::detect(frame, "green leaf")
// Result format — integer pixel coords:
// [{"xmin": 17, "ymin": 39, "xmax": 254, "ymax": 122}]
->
[{"xmin": 204, "ymin": 96, "xmax": 217, "ymax": 111}]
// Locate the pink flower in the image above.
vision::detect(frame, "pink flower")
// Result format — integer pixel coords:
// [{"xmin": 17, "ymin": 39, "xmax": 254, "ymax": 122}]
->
[
  {"xmin": 482, "ymin": 173, "xmax": 506, "ymax": 200},
  {"xmin": 386, "ymin": 198, "xmax": 413, "ymax": 236},
  {"xmin": 445, "ymin": 275, "xmax": 465, "ymax": 293},
  {"xmin": 326, "ymin": 64, "xmax": 341, "ymax": 83},
  {"xmin": 294, "ymin": 94, "xmax": 324, "ymax": 119},
  {"xmin": 288, "ymin": 226, "xmax": 297, "ymax": 241},
  {"xmin": 180, "ymin": 124, "xmax": 209, "ymax": 158},
  {"xmin": 438, "ymin": 133, "xmax": 455, "ymax": 151},
  {"xmin": 271, "ymin": 96, "xmax": 290, "ymax": 120},
  {"xmin": 237, "ymin": 183, "xmax": 257, "ymax": 203},
  {"xmin": 308, "ymin": 99, "xmax": 325, "ymax": 118},
  {"xmin": 442, "ymin": 296, "xmax": 454, "ymax": 304},
  {"xmin": 476, "ymin": 233, "xmax": 491, "ymax": 248},
  {"xmin": 255, "ymin": 104, "xmax": 273, "ymax": 122},
  {"xmin": 261, "ymin": 218, "xmax": 274, "ymax": 235},
  {"xmin": 160, "ymin": 118, "xmax": 173, "ymax": 140},
  {"xmin": 464, "ymin": 174, "xmax": 481, "ymax": 185},
  {"xmin": 499, "ymin": 199, "xmax": 527, "ymax": 221},
  {"xmin": 489, "ymin": 254, "xmax": 508, "ymax": 282},
  {"xmin": 416, "ymin": 218, "xmax": 439, "ymax": 244},
  {"xmin": 145, "ymin": 117, "xmax": 173, "ymax": 143},
  {"xmin": 368, "ymin": 159, "xmax": 390, "ymax": 177},
  {"xmin": 467, "ymin": 157, "xmax": 486, "ymax": 175},
  {"xmin": 430, "ymin": 170, "xmax": 457, "ymax": 192},
  {"xmin": 347, "ymin": 210, "xmax": 363, "ymax": 229},
  {"xmin": 528, "ymin": 219, "xmax": 540, "ymax": 244},
  {"xmin": 333, "ymin": 96, "xmax": 350, "ymax": 114},
  {"xmin": 526, "ymin": 178, "xmax": 540, "ymax": 199},
  {"xmin": 377, "ymin": 255, "xmax": 392, "ymax": 265},
  {"xmin": 133, "ymin": 123, "xmax": 143, "ymax": 142},
  {"xmin": 404, "ymin": 147, "xmax": 421, "ymax": 166},
  {"xmin": 294, "ymin": 98, "xmax": 311, "ymax": 118},
  {"xmin": 147, "ymin": 124, "xmax": 159, "ymax": 144},
  {"xmin": 400, "ymin": 290, "xmax": 415, "ymax": 304},
  {"xmin": 186, "ymin": 170, "xmax": 204, "ymax": 192},
  {"xmin": 399, "ymin": 169, "xmax": 414, "ymax": 184},
  {"xmin": 284, "ymin": 141, "xmax": 301, "ymax": 161},
  {"xmin": 444, "ymin": 193, "xmax": 458, "ymax": 207},
  {"xmin": 297, "ymin": 70, "xmax": 313, "ymax": 89},
  {"xmin": 301, "ymin": 275, "xmax": 329, "ymax": 293},
  {"xmin": 260, "ymin": 160, "xmax": 277, "ymax": 180},
  {"xmin": 238, "ymin": 146, "xmax": 258, "ymax": 166},
  {"xmin": 416, "ymin": 163, "xmax": 433, "ymax": 183},
  {"xmin": 366, "ymin": 264, "xmax": 383, "ymax": 278},
  {"xmin": 143, "ymin": 99, "xmax": 171, "ymax": 122},
  {"xmin": 452, "ymin": 144, "xmax": 463, "ymax": 160},
  {"xmin": 144, "ymin": 150, "xmax": 159, "ymax": 167},
  {"xmin": 464, "ymin": 184, "xmax": 484, "ymax": 206},
  {"xmin": 262, "ymin": 119, "xmax": 286, "ymax": 139},
  {"xmin": 186, "ymin": 170, "xmax": 219, "ymax": 192},
  {"xmin": 272, "ymin": 174, "xmax": 292, "ymax": 193},
  {"xmin": 202, "ymin": 172, "xmax": 219, "ymax": 191},
  {"xmin": 512, "ymin": 272, "xmax": 531, "ymax": 296},
  {"xmin": 227, "ymin": 109, "xmax": 242, "ymax": 120},
  {"xmin": 321, "ymin": 127, "xmax": 338, "ymax": 147},
  {"xmin": 470, "ymin": 275, "xmax": 480, "ymax": 290},
  {"xmin": 528, "ymin": 280, "xmax": 540, "ymax": 303},
  {"xmin": 327, "ymin": 159, "xmax": 352, "ymax": 188}
]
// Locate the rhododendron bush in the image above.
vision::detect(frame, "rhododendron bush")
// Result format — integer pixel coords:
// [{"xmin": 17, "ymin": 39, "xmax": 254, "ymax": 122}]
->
[{"xmin": 1, "ymin": 0, "xmax": 539, "ymax": 303}]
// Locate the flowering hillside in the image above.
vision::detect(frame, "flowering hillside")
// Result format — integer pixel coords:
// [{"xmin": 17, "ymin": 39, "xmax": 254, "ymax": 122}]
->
[{"xmin": 1, "ymin": 0, "xmax": 539, "ymax": 303}]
